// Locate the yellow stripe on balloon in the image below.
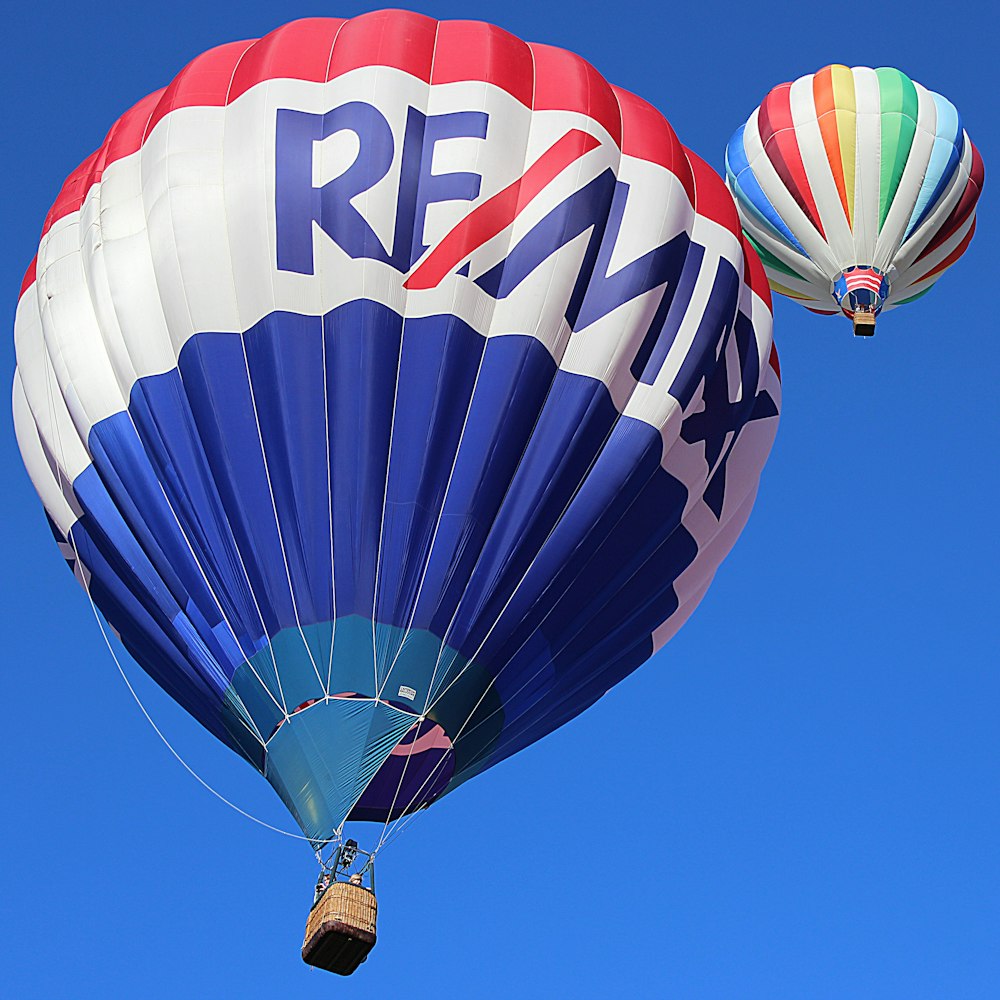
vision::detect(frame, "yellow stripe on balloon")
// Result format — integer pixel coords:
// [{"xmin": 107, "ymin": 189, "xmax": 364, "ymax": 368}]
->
[
  {"xmin": 830, "ymin": 65, "xmax": 857, "ymax": 230},
  {"xmin": 768, "ymin": 279, "xmax": 814, "ymax": 300}
]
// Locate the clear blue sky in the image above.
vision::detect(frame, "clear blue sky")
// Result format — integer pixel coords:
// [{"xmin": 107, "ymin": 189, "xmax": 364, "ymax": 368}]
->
[{"xmin": 2, "ymin": 2, "xmax": 997, "ymax": 997}]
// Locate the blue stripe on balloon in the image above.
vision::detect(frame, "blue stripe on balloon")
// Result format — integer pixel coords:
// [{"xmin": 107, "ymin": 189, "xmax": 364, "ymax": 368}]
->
[
  {"xmin": 324, "ymin": 301, "xmax": 404, "ymax": 622},
  {"xmin": 409, "ymin": 335, "xmax": 557, "ymax": 633},
  {"xmin": 905, "ymin": 93, "xmax": 964, "ymax": 239},
  {"xmin": 451, "ymin": 415, "xmax": 695, "ymax": 776},
  {"xmin": 127, "ymin": 372, "xmax": 268, "ymax": 659},
  {"xmin": 373, "ymin": 312, "xmax": 485, "ymax": 675},
  {"xmin": 65, "ymin": 513, "xmax": 235, "ymax": 745},
  {"xmin": 439, "ymin": 368, "xmax": 622, "ymax": 657},
  {"xmin": 725, "ymin": 125, "xmax": 809, "ymax": 256}
]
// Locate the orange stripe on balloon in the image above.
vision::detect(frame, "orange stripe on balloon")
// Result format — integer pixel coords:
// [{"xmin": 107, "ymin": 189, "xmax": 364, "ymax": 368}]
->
[{"xmin": 813, "ymin": 67, "xmax": 851, "ymax": 224}]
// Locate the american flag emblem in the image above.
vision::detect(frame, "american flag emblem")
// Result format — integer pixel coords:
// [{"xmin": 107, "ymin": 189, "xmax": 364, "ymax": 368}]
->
[
  {"xmin": 843, "ymin": 266, "xmax": 888, "ymax": 296},
  {"xmin": 834, "ymin": 265, "xmax": 890, "ymax": 316}
]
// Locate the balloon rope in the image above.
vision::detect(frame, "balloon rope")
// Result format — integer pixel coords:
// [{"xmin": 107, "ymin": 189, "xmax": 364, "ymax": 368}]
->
[
  {"xmin": 85, "ymin": 586, "xmax": 321, "ymax": 842},
  {"xmin": 65, "ymin": 523, "xmax": 320, "ymax": 843},
  {"xmin": 34, "ymin": 238, "xmax": 316, "ymax": 847}
]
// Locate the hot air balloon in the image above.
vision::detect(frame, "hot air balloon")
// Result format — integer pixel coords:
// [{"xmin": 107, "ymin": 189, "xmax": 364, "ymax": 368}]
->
[
  {"xmin": 726, "ymin": 65, "xmax": 983, "ymax": 334},
  {"xmin": 12, "ymin": 11, "xmax": 780, "ymax": 972}
]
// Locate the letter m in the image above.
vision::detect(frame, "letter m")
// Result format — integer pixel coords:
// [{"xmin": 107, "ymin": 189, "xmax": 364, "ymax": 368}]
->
[{"xmin": 475, "ymin": 170, "xmax": 690, "ymax": 381}]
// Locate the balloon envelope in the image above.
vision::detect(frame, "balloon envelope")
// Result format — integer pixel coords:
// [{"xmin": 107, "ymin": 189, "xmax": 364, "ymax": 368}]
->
[
  {"xmin": 726, "ymin": 65, "xmax": 983, "ymax": 322},
  {"xmin": 13, "ymin": 12, "xmax": 779, "ymax": 847}
]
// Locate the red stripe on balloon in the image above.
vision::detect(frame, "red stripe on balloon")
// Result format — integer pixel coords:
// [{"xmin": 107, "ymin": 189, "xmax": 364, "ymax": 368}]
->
[
  {"xmin": 145, "ymin": 40, "xmax": 256, "ymax": 140},
  {"xmin": 912, "ymin": 218, "xmax": 976, "ymax": 283},
  {"xmin": 768, "ymin": 343, "xmax": 781, "ymax": 380},
  {"xmin": 104, "ymin": 90, "xmax": 165, "ymax": 165},
  {"xmin": 529, "ymin": 42, "xmax": 622, "ymax": 148},
  {"xmin": 403, "ymin": 128, "xmax": 601, "ymax": 290},
  {"xmin": 19, "ymin": 259, "xmax": 36, "ymax": 299},
  {"xmin": 36, "ymin": 89, "xmax": 163, "ymax": 251},
  {"xmin": 42, "ymin": 149, "xmax": 102, "ymax": 238},
  {"xmin": 685, "ymin": 149, "xmax": 742, "ymax": 240},
  {"xmin": 741, "ymin": 234, "xmax": 773, "ymax": 313},
  {"xmin": 613, "ymin": 86, "xmax": 694, "ymax": 208},
  {"xmin": 327, "ymin": 9, "xmax": 438, "ymax": 84},
  {"xmin": 758, "ymin": 83, "xmax": 827, "ymax": 240},
  {"xmin": 228, "ymin": 18, "xmax": 348, "ymax": 103},
  {"xmin": 432, "ymin": 20, "xmax": 535, "ymax": 107}
]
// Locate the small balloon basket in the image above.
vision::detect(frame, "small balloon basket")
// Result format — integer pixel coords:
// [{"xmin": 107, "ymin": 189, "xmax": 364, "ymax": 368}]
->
[
  {"xmin": 302, "ymin": 840, "xmax": 377, "ymax": 976},
  {"xmin": 853, "ymin": 310, "xmax": 876, "ymax": 336}
]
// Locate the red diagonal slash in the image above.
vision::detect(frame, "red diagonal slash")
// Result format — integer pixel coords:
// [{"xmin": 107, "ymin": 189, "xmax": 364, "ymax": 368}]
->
[{"xmin": 403, "ymin": 128, "xmax": 602, "ymax": 291}]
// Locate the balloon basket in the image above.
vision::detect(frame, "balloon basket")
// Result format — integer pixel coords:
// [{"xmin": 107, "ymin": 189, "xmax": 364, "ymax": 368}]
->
[
  {"xmin": 302, "ymin": 881, "xmax": 378, "ymax": 975},
  {"xmin": 853, "ymin": 311, "xmax": 876, "ymax": 336}
]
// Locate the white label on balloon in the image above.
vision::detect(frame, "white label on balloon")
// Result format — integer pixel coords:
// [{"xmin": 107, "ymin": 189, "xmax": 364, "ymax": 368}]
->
[{"xmin": 397, "ymin": 685, "xmax": 417, "ymax": 702}]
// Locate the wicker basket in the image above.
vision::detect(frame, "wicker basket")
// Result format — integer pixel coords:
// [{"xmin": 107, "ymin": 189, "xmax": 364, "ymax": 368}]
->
[
  {"xmin": 853, "ymin": 311, "xmax": 876, "ymax": 336},
  {"xmin": 302, "ymin": 881, "xmax": 378, "ymax": 975}
]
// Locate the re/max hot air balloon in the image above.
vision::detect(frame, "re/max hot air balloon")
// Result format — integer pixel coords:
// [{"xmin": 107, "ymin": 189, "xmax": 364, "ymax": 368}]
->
[
  {"xmin": 726, "ymin": 65, "xmax": 983, "ymax": 334},
  {"xmin": 12, "ymin": 11, "xmax": 780, "ymax": 972}
]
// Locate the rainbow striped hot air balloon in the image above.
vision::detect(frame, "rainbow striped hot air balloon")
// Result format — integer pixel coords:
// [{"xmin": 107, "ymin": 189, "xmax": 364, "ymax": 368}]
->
[{"xmin": 726, "ymin": 65, "xmax": 983, "ymax": 334}]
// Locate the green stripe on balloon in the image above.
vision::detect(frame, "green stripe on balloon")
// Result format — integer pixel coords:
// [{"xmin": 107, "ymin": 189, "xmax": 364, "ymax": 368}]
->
[
  {"xmin": 877, "ymin": 67, "xmax": 919, "ymax": 231},
  {"xmin": 896, "ymin": 285, "xmax": 933, "ymax": 305},
  {"xmin": 744, "ymin": 232, "xmax": 807, "ymax": 280}
]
